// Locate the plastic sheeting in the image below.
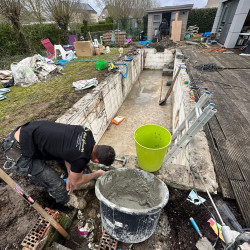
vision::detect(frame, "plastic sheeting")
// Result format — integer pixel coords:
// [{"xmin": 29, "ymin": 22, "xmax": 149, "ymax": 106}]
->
[{"xmin": 11, "ymin": 54, "xmax": 63, "ymax": 87}]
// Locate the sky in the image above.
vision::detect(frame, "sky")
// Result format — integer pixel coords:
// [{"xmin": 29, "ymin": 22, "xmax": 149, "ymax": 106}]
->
[
  {"xmin": 89, "ymin": 0, "xmax": 209, "ymax": 13},
  {"xmin": 158, "ymin": 0, "xmax": 208, "ymax": 9}
]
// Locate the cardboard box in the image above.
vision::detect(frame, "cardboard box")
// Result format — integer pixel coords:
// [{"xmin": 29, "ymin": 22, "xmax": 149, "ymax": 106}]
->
[
  {"xmin": 98, "ymin": 45, "xmax": 106, "ymax": 54},
  {"xmin": 95, "ymin": 48, "xmax": 101, "ymax": 55},
  {"xmin": 74, "ymin": 41, "xmax": 94, "ymax": 57}
]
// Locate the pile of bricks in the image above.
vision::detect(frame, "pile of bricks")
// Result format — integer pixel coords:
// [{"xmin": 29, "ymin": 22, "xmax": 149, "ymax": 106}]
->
[
  {"xmin": 21, "ymin": 208, "xmax": 61, "ymax": 250},
  {"xmin": 98, "ymin": 230, "xmax": 118, "ymax": 250},
  {"xmin": 103, "ymin": 31, "xmax": 126, "ymax": 45}
]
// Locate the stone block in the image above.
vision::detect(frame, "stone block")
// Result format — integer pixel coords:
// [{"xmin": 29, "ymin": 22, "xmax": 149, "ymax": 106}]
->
[{"xmin": 162, "ymin": 68, "xmax": 173, "ymax": 76}]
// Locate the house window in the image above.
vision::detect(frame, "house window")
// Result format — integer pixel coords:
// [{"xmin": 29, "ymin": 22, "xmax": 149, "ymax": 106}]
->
[
  {"xmin": 171, "ymin": 12, "xmax": 176, "ymax": 20},
  {"xmin": 102, "ymin": 14, "xmax": 105, "ymax": 19},
  {"xmin": 154, "ymin": 15, "xmax": 160, "ymax": 21},
  {"xmin": 153, "ymin": 22, "xmax": 160, "ymax": 27},
  {"xmin": 180, "ymin": 11, "xmax": 186, "ymax": 15}
]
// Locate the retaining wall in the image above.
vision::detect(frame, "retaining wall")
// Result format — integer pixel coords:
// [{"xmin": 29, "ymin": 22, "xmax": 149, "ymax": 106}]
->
[
  {"xmin": 162, "ymin": 49, "xmax": 218, "ymax": 193},
  {"xmin": 143, "ymin": 48, "xmax": 174, "ymax": 69},
  {"xmin": 57, "ymin": 51, "xmax": 144, "ymax": 143}
]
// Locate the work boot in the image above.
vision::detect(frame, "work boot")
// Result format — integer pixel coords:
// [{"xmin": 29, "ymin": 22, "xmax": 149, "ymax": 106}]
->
[{"xmin": 66, "ymin": 194, "xmax": 87, "ymax": 210}]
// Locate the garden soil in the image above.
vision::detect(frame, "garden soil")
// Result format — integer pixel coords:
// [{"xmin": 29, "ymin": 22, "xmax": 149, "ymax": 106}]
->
[{"xmin": 0, "ymin": 149, "xmax": 245, "ymax": 249}]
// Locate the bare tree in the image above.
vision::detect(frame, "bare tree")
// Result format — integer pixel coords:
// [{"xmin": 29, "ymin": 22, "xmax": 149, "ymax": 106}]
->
[
  {"xmin": 0, "ymin": 0, "xmax": 28, "ymax": 51},
  {"xmin": 95, "ymin": 0, "xmax": 158, "ymax": 19},
  {"xmin": 25, "ymin": 0, "xmax": 45, "ymax": 24},
  {"xmin": 44, "ymin": 0, "xmax": 80, "ymax": 35},
  {"xmin": 132, "ymin": 0, "xmax": 159, "ymax": 18}
]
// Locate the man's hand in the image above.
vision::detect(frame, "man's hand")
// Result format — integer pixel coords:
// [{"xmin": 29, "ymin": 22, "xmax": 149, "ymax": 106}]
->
[
  {"xmin": 66, "ymin": 170, "xmax": 105, "ymax": 194},
  {"xmin": 66, "ymin": 177, "xmax": 76, "ymax": 195},
  {"xmin": 94, "ymin": 169, "xmax": 105, "ymax": 179}
]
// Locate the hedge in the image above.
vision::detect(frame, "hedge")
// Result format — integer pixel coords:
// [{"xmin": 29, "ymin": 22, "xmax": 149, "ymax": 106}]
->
[
  {"xmin": 187, "ymin": 8, "xmax": 217, "ymax": 34},
  {"xmin": 0, "ymin": 23, "xmax": 22, "ymax": 55},
  {"xmin": 22, "ymin": 24, "xmax": 65, "ymax": 53},
  {"xmin": 0, "ymin": 23, "xmax": 64, "ymax": 55},
  {"xmin": 88, "ymin": 23, "xmax": 113, "ymax": 32}
]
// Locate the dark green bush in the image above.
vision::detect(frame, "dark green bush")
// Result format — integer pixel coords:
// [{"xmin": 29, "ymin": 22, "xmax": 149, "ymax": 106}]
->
[
  {"xmin": 88, "ymin": 23, "xmax": 113, "ymax": 32},
  {"xmin": 105, "ymin": 17, "xmax": 113, "ymax": 24},
  {"xmin": 187, "ymin": 8, "xmax": 217, "ymax": 33},
  {"xmin": 0, "ymin": 23, "xmax": 23, "ymax": 55},
  {"xmin": 22, "ymin": 24, "xmax": 64, "ymax": 53},
  {"xmin": 0, "ymin": 23, "xmax": 64, "ymax": 55}
]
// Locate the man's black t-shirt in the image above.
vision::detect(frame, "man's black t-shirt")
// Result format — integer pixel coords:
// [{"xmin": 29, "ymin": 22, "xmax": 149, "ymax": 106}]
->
[{"xmin": 19, "ymin": 121, "xmax": 95, "ymax": 173}]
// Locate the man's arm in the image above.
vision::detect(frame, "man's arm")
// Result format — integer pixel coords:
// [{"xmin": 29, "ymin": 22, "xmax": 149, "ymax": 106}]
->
[{"xmin": 65, "ymin": 162, "xmax": 104, "ymax": 194}]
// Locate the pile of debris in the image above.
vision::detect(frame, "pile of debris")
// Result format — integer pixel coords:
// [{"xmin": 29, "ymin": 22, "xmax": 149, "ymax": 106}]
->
[
  {"xmin": 151, "ymin": 37, "xmax": 176, "ymax": 52},
  {"xmin": 0, "ymin": 54, "xmax": 63, "ymax": 88}
]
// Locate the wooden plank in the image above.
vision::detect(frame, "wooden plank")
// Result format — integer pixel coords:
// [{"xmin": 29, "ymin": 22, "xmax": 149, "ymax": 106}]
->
[
  {"xmin": 204, "ymin": 124, "xmax": 235, "ymax": 198},
  {"xmin": 230, "ymin": 180, "xmax": 250, "ymax": 227},
  {"xmin": 171, "ymin": 12, "xmax": 182, "ymax": 42},
  {"xmin": 182, "ymin": 48, "xmax": 250, "ymax": 208}
]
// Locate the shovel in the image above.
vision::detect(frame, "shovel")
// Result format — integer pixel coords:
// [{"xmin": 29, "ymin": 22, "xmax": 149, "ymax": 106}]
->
[
  {"xmin": 159, "ymin": 66, "xmax": 181, "ymax": 105},
  {"xmin": 0, "ymin": 167, "xmax": 69, "ymax": 239}
]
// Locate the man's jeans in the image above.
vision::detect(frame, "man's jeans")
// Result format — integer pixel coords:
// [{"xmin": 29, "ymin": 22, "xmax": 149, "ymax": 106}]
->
[{"xmin": 1, "ymin": 129, "xmax": 70, "ymax": 204}]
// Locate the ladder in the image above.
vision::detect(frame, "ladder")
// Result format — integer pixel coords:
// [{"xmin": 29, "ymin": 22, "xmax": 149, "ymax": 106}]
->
[{"xmin": 165, "ymin": 91, "xmax": 217, "ymax": 164}]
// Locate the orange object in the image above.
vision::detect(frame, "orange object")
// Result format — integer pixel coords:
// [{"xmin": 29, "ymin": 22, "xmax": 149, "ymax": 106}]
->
[
  {"xmin": 211, "ymin": 48, "xmax": 226, "ymax": 52},
  {"xmin": 208, "ymin": 218, "xmax": 225, "ymax": 242},
  {"xmin": 112, "ymin": 116, "xmax": 125, "ymax": 125}
]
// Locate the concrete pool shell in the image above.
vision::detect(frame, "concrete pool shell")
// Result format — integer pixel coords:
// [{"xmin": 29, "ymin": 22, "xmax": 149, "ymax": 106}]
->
[{"xmin": 57, "ymin": 48, "xmax": 218, "ymax": 193}]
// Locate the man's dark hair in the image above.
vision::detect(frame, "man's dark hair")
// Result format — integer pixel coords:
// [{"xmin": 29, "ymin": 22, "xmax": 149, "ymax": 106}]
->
[{"xmin": 95, "ymin": 145, "xmax": 115, "ymax": 166}]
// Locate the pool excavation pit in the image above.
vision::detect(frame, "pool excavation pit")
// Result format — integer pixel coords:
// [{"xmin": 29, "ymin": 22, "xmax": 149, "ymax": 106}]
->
[{"xmin": 4, "ymin": 47, "xmax": 241, "ymax": 250}]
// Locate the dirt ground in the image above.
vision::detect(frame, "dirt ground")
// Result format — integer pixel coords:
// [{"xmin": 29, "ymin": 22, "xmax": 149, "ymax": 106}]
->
[
  {"xmin": 0, "ymin": 148, "xmax": 246, "ymax": 250},
  {"xmin": 150, "ymin": 37, "xmax": 176, "ymax": 52}
]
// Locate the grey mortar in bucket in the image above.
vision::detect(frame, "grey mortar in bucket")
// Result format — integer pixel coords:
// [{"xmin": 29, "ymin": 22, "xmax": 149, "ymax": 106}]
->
[{"xmin": 95, "ymin": 168, "xmax": 169, "ymax": 243}]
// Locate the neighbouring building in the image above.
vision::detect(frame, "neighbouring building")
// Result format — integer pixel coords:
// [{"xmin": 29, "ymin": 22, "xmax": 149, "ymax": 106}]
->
[
  {"xmin": 212, "ymin": 0, "xmax": 250, "ymax": 48},
  {"xmin": 99, "ymin": 7, "xmax": 109, "ymax": 22},
  {"xmin": 206, "ymin": 0, "xmax": 220, "ymax": 8},
  {"xmin": 146, "ymin": 4, "xmax": 193, "ymax": 41},
  {"xmin": 73, "ymin": 3, "xmax": 98, "ymax": 24}
]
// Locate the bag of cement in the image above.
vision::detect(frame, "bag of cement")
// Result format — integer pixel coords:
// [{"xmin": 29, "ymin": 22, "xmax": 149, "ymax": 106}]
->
[
  {"xmin": 11, "ymin": 63, "xmax": 38, "ymax": 87},
  {"xmin": 72, "ymin": 78, "xmax": 98, "ymax": 90}
]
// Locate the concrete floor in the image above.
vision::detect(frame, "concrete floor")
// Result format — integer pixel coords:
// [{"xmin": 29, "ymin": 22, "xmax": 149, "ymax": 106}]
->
[{"xmin": 99, "ymin": 70, "xmax": 172, "ymax": 156}]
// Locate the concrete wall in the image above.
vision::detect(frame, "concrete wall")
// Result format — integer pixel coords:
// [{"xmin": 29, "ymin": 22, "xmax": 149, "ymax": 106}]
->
[
  {"xmin": 175, "ymin": 10, "xmax": 190, "ymax": 40},
  {"xmin": 56, "ymin": 51, "xmax": 144, "ymax": 143},
  {"xmin": 206, "ymin": 0, "xmax": 220, "ymax": 8},
  {"xmin": 163, "ymin": 49, "xmax": 218, "ymax": 193},
  {"xmin": 147, "ymin": 13, "xmax": 162, "ymax": 40},
  {"xmin": 212, "ymin": 0, "xmax": 250, "ymax": 48},
  {"xmin": 224, "ymin": 0, "xmax": 250, "ymax": 48},
  {"xmin": 143, "ymin": 48, "xmax": 174, "ymax": 69}
]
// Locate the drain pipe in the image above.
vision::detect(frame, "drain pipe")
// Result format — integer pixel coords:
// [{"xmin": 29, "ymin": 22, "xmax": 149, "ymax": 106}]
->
[
  {"xmin": 198, "ymin": 172, "xmax": 238, "ymax": 246},
  {"xmin": 54, "ymin": 59, "xmax": 129, "ymax": 79}
]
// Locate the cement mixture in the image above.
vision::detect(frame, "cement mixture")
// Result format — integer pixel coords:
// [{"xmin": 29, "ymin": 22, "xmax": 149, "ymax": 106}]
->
[{"xmin": 99, "ymin": 169, "xmax": 164, "ymax": 210}]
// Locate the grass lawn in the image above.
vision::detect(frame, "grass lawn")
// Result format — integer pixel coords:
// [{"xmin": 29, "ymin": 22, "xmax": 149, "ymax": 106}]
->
[{"xmin": 0, "ymin": 48, "xmax": 121, "ymax": 136}]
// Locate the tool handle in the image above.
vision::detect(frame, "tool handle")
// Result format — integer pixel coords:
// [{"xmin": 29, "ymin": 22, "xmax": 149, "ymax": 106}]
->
[
  {"xmin": 0, "ymin": 168, "xmax": 69, "ymax": 239},
  {"xmin": 164, "ymin": 66, "xmax": 181, "ymax": 101},
  {"xmin": 190, "ymin": 217, "xmax": 202, "ymax": 237},
  {"xmin": 159, "ymin": 79, "xmax": 164, "ymax": 102}
]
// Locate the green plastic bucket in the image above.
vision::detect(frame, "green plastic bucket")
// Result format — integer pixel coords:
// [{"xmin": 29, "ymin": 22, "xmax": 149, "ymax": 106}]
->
[
  {"xmin": 95, "ymin": 60, "xmax": 107, "ymax": 70},
  {"xmin": 134, "ymin": 124, "xmax": 172, "ymax": 172}
]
